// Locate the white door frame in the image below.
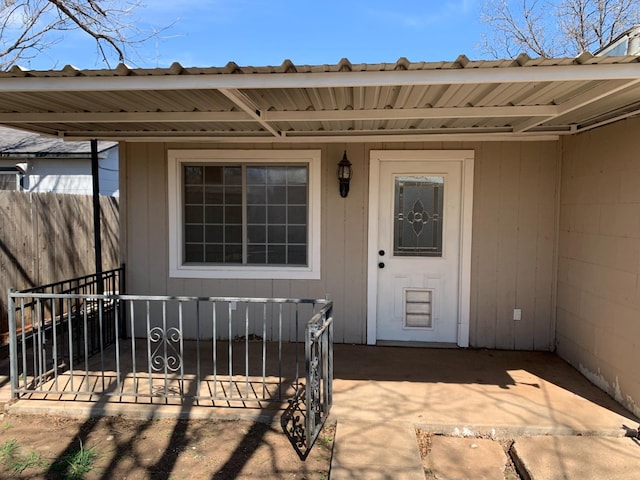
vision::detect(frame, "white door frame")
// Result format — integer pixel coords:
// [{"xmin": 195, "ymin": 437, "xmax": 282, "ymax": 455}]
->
[{"xmin": 367, "ymin": 150, "xmax": 475, "ymax": 346}]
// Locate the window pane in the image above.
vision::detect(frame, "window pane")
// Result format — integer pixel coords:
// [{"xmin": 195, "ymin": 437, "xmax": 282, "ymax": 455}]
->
[
  {"xmin": 225, "ymin": 186, "xmax": 242, "ymax": 205},
  {"xmin": 204, "ymin": 166, "xmax": 223, "ymax": 185},
  {"xmin": 205, "ymin": 245, "xmax": 224, "ymax": 263},
  {"xmin": 267, "ymin": 166, "xmax": 287, "ymax": 184},
  {"xmin": 225, "ymin": 244, "xmax": 242, "ymax": 263},
  {"xmin": 205, "ymin": 225, "xmax": 223, "ymax": 242},
  {"xmin": 204, "ymin": 186, "xmax": 223, "ymax": 204},
  {"xmin": 247, "ymin": 225, "xmax": 266, "ymax": 243},
  {"xmin": 288, "ymin": 185, "xmax": 307, "ymax": 204},
  {"xmin": 268, "ymin": 245, "xmax": 286, "ymax": 264},
  {"xmin": 288, "ymin": 225, "xmax": 306, "ymax": 243},
  {"xmin": 288, "ymin": 245, "xmax": 307, "ymax": 265},
  {"xmin": 185, "ymin": 244, "xmax": 204, "ymax": 262},
  {"xmin": 246, "ymin": 165, "xmax": 309, "ymax": 267},
  {"xmin": 185, "ymin": 206, "xmax": 203, "ymax": 223},
  {"xmin": 205, "ymin": 206, "xmax": 223, "ymax": 223},
  {"xmin": 224, "ymin": 167, "xmax": 242, "ymax": 185},
  {"xmin": 288, "ymin": 206, "xmax": 307, "ymax": 225},
  {"xmin": 185, "ymin": 225, "xmax": 203, "ymax": 243},
  {"xmin": 225, "ymin": 225, "xmax": 242, "ymax": 244},
  {"xmin": 184, "ymin": 163, "xmax": 309, "ymax": 267},
  {"xmin": 247, "ymin": 206, "xmax": 266, "ymax": 223},
  {"xmin": 287, "ymin": 166, "xmax": 307, "ymax": 185},
  {"xmin": 247, "ymin": 186, "xmax": 266, "ymax": 204},
  {"xmin": 185, "ymin": 166, "xmax": 203, "ymax": 185},
  {"xmin": 268, "ymin": 225, "xmax": 286, "ymax": 243},
  {"xmin": 268, "ymin": 206, "xmax": 286, "ymax": 224},
  {"xmin": 185, "ymin": 186, "xmax": 203, "ymax": 204},
  {"xmin": 247, "ymin": 167, "xmax": 266, "ymax": 184},
  {"xmin": 247, "ymin": 245, "xmax": 266, "ymax": 264},
  {"xmin": 267, "ymin": 186, "xmax": 286, "ymax": 204},
  {"xmin": 225, "ymin": 206, "xmax": 242, "ymax": 223}
]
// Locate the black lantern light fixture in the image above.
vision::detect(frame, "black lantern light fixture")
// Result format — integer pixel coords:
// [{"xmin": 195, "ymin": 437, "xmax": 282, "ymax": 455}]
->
[{"xmin": 337, "ymin": 150, "xmax": 353, "ymax": 198}]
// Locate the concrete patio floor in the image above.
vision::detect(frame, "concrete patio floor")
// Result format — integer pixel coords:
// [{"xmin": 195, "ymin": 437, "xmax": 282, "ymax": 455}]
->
[
  {"xmin": 329, "ymin": 345, "xmax": 640, "ymax": 479},
  {"xmin": 1, "ymin": 344, "xmax": 639, "ymax": 479},
  {"xmin": 331, "ymin": 345, "xmax": 637, "ymax": 437}
]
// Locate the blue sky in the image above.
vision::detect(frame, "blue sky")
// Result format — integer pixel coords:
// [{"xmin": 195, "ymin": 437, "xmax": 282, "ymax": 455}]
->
[{"xmin": 27, "ymin": 0, "xmax": 487, "ymax": 69}]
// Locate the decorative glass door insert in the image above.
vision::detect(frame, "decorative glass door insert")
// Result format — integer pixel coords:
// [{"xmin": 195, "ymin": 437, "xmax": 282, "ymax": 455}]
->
[{"xmin": 393, "ymin": 176, "xmax": 444, "ymax": 257}]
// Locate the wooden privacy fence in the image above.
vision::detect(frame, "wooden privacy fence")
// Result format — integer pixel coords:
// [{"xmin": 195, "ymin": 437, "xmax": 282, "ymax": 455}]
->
[{"xmin": 0, "ymin": 191, "xmax": 119, "ymax": 340}]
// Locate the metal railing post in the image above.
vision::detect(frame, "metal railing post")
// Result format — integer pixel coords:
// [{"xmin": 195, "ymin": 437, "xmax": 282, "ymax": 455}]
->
[
  {"xmin": 119, "ymin": 264, "xmax": 127, "ymax": 339},
  {"xmin": 305, "ymin": 319, "xmax": 313, "ymax": 448},
  {"xmin": 7, "ymin": 289, "xmax": 18, "ymax": 399}
]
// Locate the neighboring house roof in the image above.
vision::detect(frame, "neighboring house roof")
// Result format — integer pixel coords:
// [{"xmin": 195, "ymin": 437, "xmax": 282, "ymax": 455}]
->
[
  {"xmin": 0, "ymin": 126, "xmax": 116, "ymax": 158},
  {"xmin": 0, "ymin": 54, "xmax": 638, "ymax": 143},
  {"xmin": 0, "ymin": 126, "xmax": 119, "ymax": 195},
  {"xmin": 595, "ymin": 25, "xmax": 640, "ymax": 56}
]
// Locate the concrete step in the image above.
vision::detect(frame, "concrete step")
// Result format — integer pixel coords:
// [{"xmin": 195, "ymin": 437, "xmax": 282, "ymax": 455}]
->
[
  {"xmin": 427, "ymin": 436, "xmax": 510, "ymax": 480},
  {"xmin": 330, "ymin": 420, "xmax": 424, "ymax": 480},
  {"xmin": 512, "ymin": 435, "xmax": 640, "ymax": 480}
]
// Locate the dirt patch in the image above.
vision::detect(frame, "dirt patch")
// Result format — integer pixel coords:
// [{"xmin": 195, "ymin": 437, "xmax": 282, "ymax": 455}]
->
[{"xmin": 0, "ymin": 413, "xmax": 334, "ymax": 479}]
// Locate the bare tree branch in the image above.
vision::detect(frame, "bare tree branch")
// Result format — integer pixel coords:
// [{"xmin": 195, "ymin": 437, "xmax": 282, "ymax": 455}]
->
[
  {"xmin": 0, "ymin": 0, "xmax": 167, "ymax": 70},
  {"xmin": 46, "ymin": 0, "xmax": 125, "ymax": 62},
  {"xmin": 481, "ymin": 0, "xmax": 640, "ymax": 58}
]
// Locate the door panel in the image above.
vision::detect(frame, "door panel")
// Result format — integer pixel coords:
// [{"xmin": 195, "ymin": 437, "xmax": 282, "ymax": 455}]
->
[{"xmin": 376, "ymin": 160, "xmax": 462, "ymax": 343}]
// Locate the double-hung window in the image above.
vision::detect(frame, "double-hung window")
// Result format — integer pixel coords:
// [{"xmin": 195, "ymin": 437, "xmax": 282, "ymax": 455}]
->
[{"xmin": 168, "ymin": 150, "xmax": 321, "ymax": 279}]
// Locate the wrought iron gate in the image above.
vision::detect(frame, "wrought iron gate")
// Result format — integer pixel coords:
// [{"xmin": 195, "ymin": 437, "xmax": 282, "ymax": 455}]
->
[{"xmin": 281, "ymin": 302, "xmax": 333, "ymax": 459}]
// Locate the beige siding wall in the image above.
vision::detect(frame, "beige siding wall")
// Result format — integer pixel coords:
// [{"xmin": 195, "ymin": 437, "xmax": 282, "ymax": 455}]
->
[
  {"xmin": 121, "ymin": 140, "xmax": 559, "ymax": 348},
  {"xmin": 471, "ymin": 142, "xmax": 559, "ymax": 350},
  {"xmin": 557, "ymin": 117, "xmax": 640, "ymax": 416}
]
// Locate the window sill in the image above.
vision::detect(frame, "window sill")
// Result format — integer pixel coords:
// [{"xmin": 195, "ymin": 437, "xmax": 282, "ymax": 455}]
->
[{"xmin": 169, "ymin": 264, "xmax": 321, "ymax": 280}]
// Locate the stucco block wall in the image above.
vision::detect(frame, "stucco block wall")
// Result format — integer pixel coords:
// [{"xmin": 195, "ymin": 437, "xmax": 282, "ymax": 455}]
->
[
  {"xmin": 121, "ymin": 141, "xmax": 559, "ymax": 349},
  {"xmin": 557, "ymin": 116, "xmax": 640, "ymax": 417}
]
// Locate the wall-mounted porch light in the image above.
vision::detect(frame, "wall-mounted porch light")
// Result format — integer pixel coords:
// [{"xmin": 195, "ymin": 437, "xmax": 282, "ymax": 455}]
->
[{"xmin": 337, "ymin": 151, "xmax": 352, "ymax": 198}]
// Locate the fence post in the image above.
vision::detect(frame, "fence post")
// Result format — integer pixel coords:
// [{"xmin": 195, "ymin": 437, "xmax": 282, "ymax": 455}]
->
[{"xmin": 7, "ymin": 289, "xmax": 18, "ymax": 399}]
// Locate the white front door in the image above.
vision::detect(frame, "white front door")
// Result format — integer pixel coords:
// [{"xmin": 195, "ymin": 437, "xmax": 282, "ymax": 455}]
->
[{"xmin": 367, "ymin": 151, "xmax": 474, "ymax": 346}]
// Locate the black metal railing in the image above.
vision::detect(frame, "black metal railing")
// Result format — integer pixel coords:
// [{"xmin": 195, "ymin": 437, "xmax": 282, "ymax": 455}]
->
[{"xmin": 9, "ymin": 266, "xmax": 124, "ymax": 363}]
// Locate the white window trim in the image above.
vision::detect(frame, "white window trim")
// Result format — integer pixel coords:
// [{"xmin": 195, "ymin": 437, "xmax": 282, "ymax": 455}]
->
[{"xmin": 168, "ymin": 149, "xmax": 321, "ymax": 280}]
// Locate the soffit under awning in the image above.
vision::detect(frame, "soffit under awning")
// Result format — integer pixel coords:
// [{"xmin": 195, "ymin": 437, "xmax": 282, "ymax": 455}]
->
[{"xmin": 0, "ymin": 54, "xmax": 638, "ymax": 143}]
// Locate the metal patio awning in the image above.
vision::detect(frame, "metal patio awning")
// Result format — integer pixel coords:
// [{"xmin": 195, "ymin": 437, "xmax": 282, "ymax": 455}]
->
[{"xmin": 0, "ymin": 54, "xmax": 639, "ymax": 143}]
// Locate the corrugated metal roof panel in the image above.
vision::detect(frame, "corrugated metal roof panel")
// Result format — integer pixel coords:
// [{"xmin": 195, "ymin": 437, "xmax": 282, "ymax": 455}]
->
[
  {"xmin": 0, "ymin": 56, "xmax": 638, "ymax": 142},
  {"xmin": 1, "ymin": 55, "xmax": 637, "ymax": 79}
]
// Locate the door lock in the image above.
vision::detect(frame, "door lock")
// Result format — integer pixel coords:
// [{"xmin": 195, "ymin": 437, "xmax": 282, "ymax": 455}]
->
[
  {"xmin": 379, "ymin": 250, "xmax": 385, "ymax": 256},
  {"xmin": 378, "ymin": 262, "xmax": 385, "ymax": 269}
]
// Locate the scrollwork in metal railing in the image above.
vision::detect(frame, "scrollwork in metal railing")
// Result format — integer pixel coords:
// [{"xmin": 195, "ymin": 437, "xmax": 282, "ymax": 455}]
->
[
  {"xmin": 149, "ymin": 326, "xmax": 183, "ymax": 372},
  {"xmin": 308, "ymin": 346, "xmax": 322, "ymax": 415},
  {"xmin": 281, "ymin": 386, "xmax": 309, "ymax": 459}
]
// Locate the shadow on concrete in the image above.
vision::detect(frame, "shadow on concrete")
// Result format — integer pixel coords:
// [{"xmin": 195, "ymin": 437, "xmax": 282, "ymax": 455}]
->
[{"xmin": 332, "ymin": 344, "xmax": 637, "ymax": 421}]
